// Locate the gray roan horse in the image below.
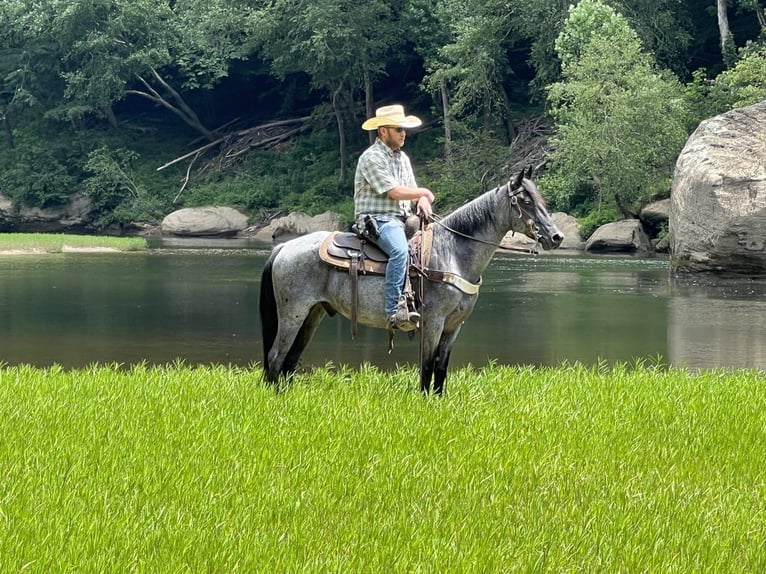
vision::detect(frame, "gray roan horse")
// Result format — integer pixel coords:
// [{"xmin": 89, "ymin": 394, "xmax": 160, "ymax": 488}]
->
[{"xmin": 260, "ymin": 167, "xmax": 564, "ymax": 394}]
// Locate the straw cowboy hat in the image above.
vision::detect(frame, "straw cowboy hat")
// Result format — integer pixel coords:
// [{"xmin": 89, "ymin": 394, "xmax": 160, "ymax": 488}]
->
[{"xmin": 361, "ymin": 104, "xmax": 422, "ymax": 130}]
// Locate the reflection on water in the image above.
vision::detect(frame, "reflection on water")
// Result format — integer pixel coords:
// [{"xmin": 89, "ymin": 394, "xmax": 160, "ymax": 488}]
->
[
  {"xmin": 1, "ymin": 239, "xmax": 765, "ymax": 371},
  {"xmin": 668, "ymin": 276, "xmax": 766, "ymax": 369}
]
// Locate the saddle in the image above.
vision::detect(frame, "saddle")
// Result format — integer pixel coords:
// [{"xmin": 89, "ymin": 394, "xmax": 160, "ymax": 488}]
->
[{"xmin": 318, "ymin": 225, "xmax": 434, "ymax": 338}]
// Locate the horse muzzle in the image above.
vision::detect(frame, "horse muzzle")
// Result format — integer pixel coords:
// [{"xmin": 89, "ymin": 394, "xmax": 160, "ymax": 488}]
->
[{"xmin": 539, "ymin": 227, "xmax": 565, "ymax": 250}]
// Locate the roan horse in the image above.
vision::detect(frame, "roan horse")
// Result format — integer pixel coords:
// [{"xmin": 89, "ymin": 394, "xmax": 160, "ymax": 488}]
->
[{"xmin": 260, "ymin": 167, "xmax": 564, "ymax": 394}]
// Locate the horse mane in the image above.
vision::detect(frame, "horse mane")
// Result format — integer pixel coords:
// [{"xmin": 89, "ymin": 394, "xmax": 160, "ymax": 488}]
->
[
  {"xmin": 440, "ymin": 179, "xmax": 547, "ymax": 235},
  {"xmin": 440, "ymin": 186, "xmax": 502, "ymax": 235}
]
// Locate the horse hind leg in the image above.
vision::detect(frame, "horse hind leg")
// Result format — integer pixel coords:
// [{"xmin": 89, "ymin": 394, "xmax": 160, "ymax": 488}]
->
[{"xmin": 267, "ymin": 304, "xmax": 327, "ymax": 383}]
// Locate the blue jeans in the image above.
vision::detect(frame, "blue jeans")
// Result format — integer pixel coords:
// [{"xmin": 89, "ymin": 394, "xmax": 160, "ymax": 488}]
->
[{"xmin": 373, "ymin": 218, "xmax": 408, "ymax": 316}]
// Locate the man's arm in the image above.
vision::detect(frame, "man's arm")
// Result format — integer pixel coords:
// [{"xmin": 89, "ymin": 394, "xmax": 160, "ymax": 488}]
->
[
  {"xmin": 387, "ymin": 186, "xmax": 434, "ymax": 218},
  {"xmin": 386, "ymin": 185, "xmax": 434, "ymax": 203}
]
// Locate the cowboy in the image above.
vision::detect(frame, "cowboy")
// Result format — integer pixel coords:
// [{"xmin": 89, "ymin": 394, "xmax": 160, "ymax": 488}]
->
[{"xmin": 354, "ymin": 104, "xmax": 435, "ymax": 332}]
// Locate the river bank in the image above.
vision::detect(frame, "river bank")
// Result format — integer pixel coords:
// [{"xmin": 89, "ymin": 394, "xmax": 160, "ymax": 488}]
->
[{"xmin": 0, "ymin": 233, "xmax": 147, "ymax": 254}]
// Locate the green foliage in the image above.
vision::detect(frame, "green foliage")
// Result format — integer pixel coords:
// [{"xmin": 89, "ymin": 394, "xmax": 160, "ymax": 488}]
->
[
  {"xmin": 0, "ymin": 133, "xmax": 78, "ymax": 207},
  {"xmin": 83, "ymin": 146, "xmax": 166, "ymax": 226},
  {"xmin": 183, "ymin": 128, "xmax": 355, "ymax": 220},
  {"xmin": 577, "ymin": 205, "xmax": 622, "ymax": 239},
  {"xmin": 428, "ymin": 0, "xmax": 517, "ymax": 121},
  {"xmin": 544, "ymin": 0, "xmax": 689, "ymax": 218},
  {"xmin": 683, "ymin": 40, "xmax": 766, "ymax": 125},
  {"xmin": 420, "ymin": 121, "xmax": 511, "ymax": 210},
  {"xmin": 714, "ymin": 41, "xmax": 766, "ymax": 108},
  {"xmin": 683, "ymin": 69, "xmax": 732, "ymax": 122},
  {"xmin": 1, "ymin": 0, "xmax": 764, "ymax": 230}
]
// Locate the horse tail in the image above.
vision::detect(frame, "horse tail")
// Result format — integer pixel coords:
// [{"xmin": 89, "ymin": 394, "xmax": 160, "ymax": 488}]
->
[{"xmin": 259, "ymin": 244, "xmax": 283, "ymax": 379}]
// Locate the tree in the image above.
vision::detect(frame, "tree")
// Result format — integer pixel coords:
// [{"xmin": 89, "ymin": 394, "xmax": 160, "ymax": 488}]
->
[
  {"xmin": 253, "ymin": 0, "xmax": 401, "ymax": 183},
  {"xmin": 43, "ymin": 0, "xmax": 255, "ymax": 139},
  {"xmin": 717, "ymin": 0, "xmax": 737, "ymax": 65},
  {"xmin": 404, "ymin": 0, "xmax": 455, "ymax": 158},
  {"xmin": 422, "ymin": 0, "xmax": 523, "ymax": 143},
  {"xmin": 544, "ymin": 0, "xmax": 689, "ymax": 221},
  {"xmin": 713, "ymin": 41, "xmax": 766, "ymax": 107}
]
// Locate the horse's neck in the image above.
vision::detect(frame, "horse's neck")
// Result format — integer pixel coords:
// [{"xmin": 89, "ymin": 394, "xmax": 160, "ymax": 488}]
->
[{"xmin": 433, "ymin": 189, "xmax": 512, "ymax": 280}]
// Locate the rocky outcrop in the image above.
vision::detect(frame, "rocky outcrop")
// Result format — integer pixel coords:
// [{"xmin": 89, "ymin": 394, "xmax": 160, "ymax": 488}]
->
[
  {"xmin": 502, "ymin": 212, "xmax": 583, "ymax": 251},
  {"xmin": 252, "ymin": 211, "xmax": 344, "ymax": 242},
  {"xmin": 670, "ymin": 100, "xmax": 766, "ymax": 274},
  {"xmin": 585, "ymin": 219, "xmax": 652, "ymax": 253},
  {"xmin": 0, "ymin": 192, "xmax": 93, "ymax": 232},
  {"xmin": 161, "ymin": 206, "xmax": 249, "ymax": 237}
]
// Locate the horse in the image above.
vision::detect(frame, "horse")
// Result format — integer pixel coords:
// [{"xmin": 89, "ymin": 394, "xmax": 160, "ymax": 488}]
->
[{"xmin": 259, "ymin": 167, "xmax": 564, "ymax": 394}]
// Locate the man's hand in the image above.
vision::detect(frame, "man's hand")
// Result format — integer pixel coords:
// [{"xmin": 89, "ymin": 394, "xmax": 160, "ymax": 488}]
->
[{"xmin": 416, "ymin": 195, "xmax": 433, "ymax": 219}]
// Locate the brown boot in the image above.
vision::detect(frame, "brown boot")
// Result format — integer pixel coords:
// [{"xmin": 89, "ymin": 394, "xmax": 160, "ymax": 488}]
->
[{"xmin": 387, "ymin": 296, "xmax": 420, "ymax": 332}]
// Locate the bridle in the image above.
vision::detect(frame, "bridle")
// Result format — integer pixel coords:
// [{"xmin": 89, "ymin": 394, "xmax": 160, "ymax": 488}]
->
[{"xmin": 429, "ymin": 180, "xmax": 542, "ymax": 254}]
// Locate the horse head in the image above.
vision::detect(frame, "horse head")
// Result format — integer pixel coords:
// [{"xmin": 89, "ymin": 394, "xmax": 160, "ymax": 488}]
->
[{"xmin": 508, "ymin": 166, "xmax": 564, "ymax": 251}]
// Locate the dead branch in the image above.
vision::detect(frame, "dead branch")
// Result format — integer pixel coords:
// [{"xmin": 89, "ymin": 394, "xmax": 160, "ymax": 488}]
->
[{"xmin": 506, "ymin": 116, "xmax": 552, "ymax": 175}]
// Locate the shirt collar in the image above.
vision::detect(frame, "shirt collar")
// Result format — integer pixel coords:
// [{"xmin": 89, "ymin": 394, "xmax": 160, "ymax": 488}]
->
[{"xmin": 375, "ymin": 137, "xmax": 401, "ymax": 156}]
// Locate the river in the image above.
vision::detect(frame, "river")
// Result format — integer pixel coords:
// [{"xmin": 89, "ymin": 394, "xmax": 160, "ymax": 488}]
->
[{"xmin": 1, "ymin": 237, "xmax": 765, "ymax": 371}]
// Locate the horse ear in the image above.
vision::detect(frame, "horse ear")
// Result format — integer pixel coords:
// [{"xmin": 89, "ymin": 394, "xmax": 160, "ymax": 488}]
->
[
  {"xmin": 511, "ymin": 168, "xmax": 524, "ymax": 189},
  {"xmin": 525, "ymin": 165, "xmax": 534, "ymax": 179}
]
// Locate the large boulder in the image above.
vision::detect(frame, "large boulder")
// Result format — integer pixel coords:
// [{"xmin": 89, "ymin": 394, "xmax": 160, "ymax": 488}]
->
[
  {"xmin": 670, "ymin": 100, "xmax": 766, "ymax": 274},
  {"xmin": 161, "ymin": 206, "xmax": 249, "ymax": 237},
  {"xmin": 0, "ymin": 192, "xmax": 93, "ymax": 232},
  {"xmin": 585, "ymin": 219, "xmax": 652, "ymax": 253},
  {"xmin": 253, "ymin": 211, "xmax": 344, "ymax": 242}
]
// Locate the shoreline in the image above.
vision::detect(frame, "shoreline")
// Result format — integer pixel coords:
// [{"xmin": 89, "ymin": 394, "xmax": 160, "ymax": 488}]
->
[{"xmin": 0, "ymin": 246, "xmax": 127, "ymax": 255}]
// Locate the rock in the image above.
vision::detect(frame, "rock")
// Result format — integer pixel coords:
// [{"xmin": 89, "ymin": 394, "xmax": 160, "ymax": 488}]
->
[
  {"xmin": 0, "ymin": 192, "xmax": 93, "ymax": 232},
  {"xmin": 161, "ymin": 206, "xmax": 249, "ymax": 237},
  {"xmin": 670, "ymin": 100, "xmax": 766, "ymax": 274},
  {"xmin": 654, "ymin": 235, "xmax": 670, "ymax": 254},
  {"xmin": 502, "ymin": 212, "xmax": 583, "ymax": 251},
  {"xmin": 640, "ymin": 198, "xmax": 670, "ymax": 227},
  {"xmin": 253, "ymin": 211, "xmax": 344, "ymax": 242},
  {"xmin": 585, "ymin": 219, "xmax": 652, "ymax": 253}
]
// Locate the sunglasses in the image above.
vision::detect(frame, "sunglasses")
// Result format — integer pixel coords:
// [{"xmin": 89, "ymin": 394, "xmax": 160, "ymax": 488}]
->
[{"xmin": 385, "ymin": 126, "xmax": 406, "ymax": 133}]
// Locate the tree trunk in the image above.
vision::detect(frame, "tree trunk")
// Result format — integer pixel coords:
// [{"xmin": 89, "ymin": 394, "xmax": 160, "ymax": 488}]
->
[
  {"xmin": 614, "ymin": 192, "xmax": 639, "ymax": 219},
  {"xmin": 500, "ymin": 85, "xmax": 516, "ymax": 144},
  {"xmin": 127, "ymin": 67, "xmax": 216, "ymax": 142},
  {"xmin": 717, "ymin": 0, "xmax": 735, "ymax": 67},
  {"xmin": 365, "ymin": 70, "xmax": 374, "ymax": 145},
  {"xmin": 105, "ymin": 106, "xmax": 118, "ymax": 128},
  {"xmin": 440, "ymin": 79, "xmax": 452, "ymax": 163},
  {"xmin": 2, "ymin": 111, "xmax": 14, "ymax": 150},
  {"xmin": 333, "ymin": 86, "xmax": 347, "ymax": 184}
]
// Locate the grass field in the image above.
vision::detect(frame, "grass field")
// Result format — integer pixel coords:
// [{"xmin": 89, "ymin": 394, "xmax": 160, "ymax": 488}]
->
[
  {"xmin": 0, "ymin": 233, "xmax": 147, "ymax": 253},
  {"xmin": 1, "ymin": 361, "xmax": 764, "ymax": 572}
]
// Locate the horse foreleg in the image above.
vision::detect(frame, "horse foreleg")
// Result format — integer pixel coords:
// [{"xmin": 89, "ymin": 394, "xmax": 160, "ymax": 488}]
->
[
  {"xmin": 267, "ymin": 304, "xmax": 326, "ymax": 382},
  {"xmin": 419, "ymin": 324, "xmax": 444, "ymax": 394},
  {"xmin": 419, "ymin": 358, "xmax": 435, "ymax": 394},
  {"xmin": 431, "ymin": 329, "xmax": 462, "ymax": 396}
]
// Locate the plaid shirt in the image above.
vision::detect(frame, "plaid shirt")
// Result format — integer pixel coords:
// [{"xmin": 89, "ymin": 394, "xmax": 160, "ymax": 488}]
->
[{"xmin": 354, "ymin": 138, "xmax": 417, "ymax": 226}]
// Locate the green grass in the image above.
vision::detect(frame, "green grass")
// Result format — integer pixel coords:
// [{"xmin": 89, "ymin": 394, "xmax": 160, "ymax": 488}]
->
[
  {"xmin": 1, "ymin": 362, "xmax": 765, "ymax": 572},
  {"xmin": 0, "ymin": 233, "xmax": 147, "ymax": 252}
]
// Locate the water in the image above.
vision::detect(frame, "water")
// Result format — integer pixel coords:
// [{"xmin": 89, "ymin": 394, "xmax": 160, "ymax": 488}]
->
[{"xmin": 1, "ymin": 238, "xmax": 765, "ymax": 371}]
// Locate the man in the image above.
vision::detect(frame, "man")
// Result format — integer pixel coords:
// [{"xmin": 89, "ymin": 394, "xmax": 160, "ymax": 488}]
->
[{"xmin": 354, "ymin": 104, "xmax": 434, "ymax": 332}]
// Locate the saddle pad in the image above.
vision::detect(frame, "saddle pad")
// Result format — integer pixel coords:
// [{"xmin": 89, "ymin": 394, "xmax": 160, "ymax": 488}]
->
[{"xmin": 318, "ymin": 232, "xmax": 387, "ymax": 275}]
